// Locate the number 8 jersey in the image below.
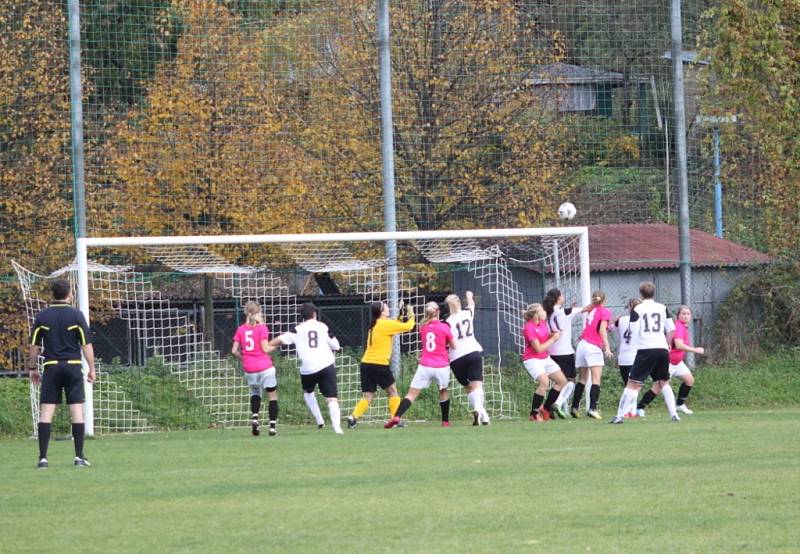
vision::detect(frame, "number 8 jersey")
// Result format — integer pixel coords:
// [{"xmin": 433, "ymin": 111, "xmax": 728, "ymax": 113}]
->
[
  {"xmin": 629, "ymin": 299, "xmax": 675, "ymax": 351},
  {"xmin": 278, "ymin": 319, "xmax": 340, "ymax": 375},
  {"xmin": 446, "ymin": 308, "xmax": 483, "ymax": 362}
]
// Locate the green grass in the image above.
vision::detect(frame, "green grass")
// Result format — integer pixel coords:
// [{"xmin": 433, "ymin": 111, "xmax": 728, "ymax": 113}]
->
[{"xmin": 2, "ymin": 410, "xmax": 799, "ymax": 553}]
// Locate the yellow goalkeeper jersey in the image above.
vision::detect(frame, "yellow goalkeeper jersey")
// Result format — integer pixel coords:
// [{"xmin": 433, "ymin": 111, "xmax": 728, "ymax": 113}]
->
[{"xmin": 361, "ymin": 316, "xmax": 416, "ymax": 365}]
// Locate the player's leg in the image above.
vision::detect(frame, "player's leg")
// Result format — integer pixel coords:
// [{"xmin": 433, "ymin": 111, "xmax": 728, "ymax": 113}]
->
[
  {"xmin": 545, "ymin": 369, "xmax": 568, "ymax": 418},
  {"xmin": 660, "ymin": 380, "xmax": 679, "ymax": 419},
  {"xmin": 674, "ymin": 364, "xmax": 695, "ymax": 414},
  {"xmin": 437, "ymin": 368, "xmax": 451, "ymax": 426},
  {"xmin": 349, "ymin": 363, "xmax": 378, "ymax": 427},
  {"xmin": 572, "ymin": 343, "xmax": 590, "ymax": 416},
  {"xmin": 386, "ymin": 386, "xmax": 422, "ymax": 428},
  {"xmin": 611, "ymin": 358, "xmax": 648, "ymax": 423},
  {"xmin": 245, "ymin": 371, "xmax": 263, "ymax": 436},
  {"xmin": 552, "ymin": 354, "xmax": 576, "ymax": 413},
  {"xmin": 587, "ymin": 364, "xmax": 603, "ymax": 418},
  {"xmin": 262, "ymin": 367, "xmax": 279, "ymax": 436},
  {"xmin": 531, "ymin": 371, "xmax": 550, "ymax": 421},
  {"xmin": 318, "ymin": 365, "xmax": 342, "ymax": 434},
  {"xmin": 300, "ymin": 371, "xmax": 325, "ymax": 428}
]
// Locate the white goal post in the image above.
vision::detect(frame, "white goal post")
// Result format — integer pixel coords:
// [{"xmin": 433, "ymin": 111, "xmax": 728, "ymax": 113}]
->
[{"xmin": 74, "ymin": 227, "xmax": 591, "ymax": 436}]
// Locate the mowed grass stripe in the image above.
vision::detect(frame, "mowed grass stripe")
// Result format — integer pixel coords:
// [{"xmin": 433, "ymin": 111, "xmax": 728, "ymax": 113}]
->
[{"xmin": 2, "ymin": 410, "xmax": 799, "ymax": 553}]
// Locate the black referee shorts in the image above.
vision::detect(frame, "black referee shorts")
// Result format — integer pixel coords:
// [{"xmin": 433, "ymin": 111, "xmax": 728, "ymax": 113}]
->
[
  {"xmin": 628, "ymin": 349, "xmax": 670, "ymax": 384},
  {"xmin": 450, "ymin": 351, "xmax": 484, "ymax": 387},
  {"xmin": 359, "ymin": 362, "xmax": 395, "ymax": 393},
  {"xmin": 40, "ymin": 361, "xmax": 85, "ymax": 405},
  {"xmin": 300, "ymin": 364, "xmax": 338, "ymax": 398}
]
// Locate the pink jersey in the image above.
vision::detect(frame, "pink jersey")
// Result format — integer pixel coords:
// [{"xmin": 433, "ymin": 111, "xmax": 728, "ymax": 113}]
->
[
  {"xmin": 580, "ymin": 306, "xmax": 612, "ymax": 349},
  {"xmin": 233, "ymin": 323, "xmax": 274, "ymax": 373},
  {"xmin": 669, "ymin": 319, "xmax": 689, "ymax": 365},
  {"xmin": 523, "ymin": 320, "xmax": 551, "ymax": 361},
  {"xmin": 418, "ymin": 320, "xmax": 453, "ymax": 368}
]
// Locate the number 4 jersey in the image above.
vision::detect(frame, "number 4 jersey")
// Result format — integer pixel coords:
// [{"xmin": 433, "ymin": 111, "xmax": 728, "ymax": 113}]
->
[
  {"xmin": 629, "ymin": 299, "xmax": 675, "ymax": 351},
  {"xmin": 278, "ymin": 320, "xmax": 340, "ymax": 375},
  {"xmin": 446, "ymin": 309, "xmax": 483, "ymax": 362}
]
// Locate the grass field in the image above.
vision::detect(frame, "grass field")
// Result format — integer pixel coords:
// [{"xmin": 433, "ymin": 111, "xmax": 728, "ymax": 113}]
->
[{"xmin": 2, "ymin": 409, "xmax": 799, "ymax": 553}]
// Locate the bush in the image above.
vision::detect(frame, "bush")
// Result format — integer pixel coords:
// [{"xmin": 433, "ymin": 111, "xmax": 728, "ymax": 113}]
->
[{"xmin": 713, "ymin": 261, "xmax": 800, "ymax": 360}]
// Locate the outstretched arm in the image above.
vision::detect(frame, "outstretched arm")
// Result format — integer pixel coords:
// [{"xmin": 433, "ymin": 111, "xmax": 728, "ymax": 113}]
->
[{"xmin": 465, "ymin": 291, "xmax": 476, "ymax": 312}]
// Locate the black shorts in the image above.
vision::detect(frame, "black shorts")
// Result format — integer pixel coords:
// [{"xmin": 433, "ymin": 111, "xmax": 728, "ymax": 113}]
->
[
  {"xmin": 628, "ymin": 349, "xmax": 670, "ymax": 384},
  {"xmin": 551, "ymin": 354, "xmax": 577, "ymax": 379},
  {"xmin": 40, "ymin": 361, "xmax": 85, "ymax": 405},
  {"xmin": 300, "ymin": 364, "xmax": 338, "ymax": 398},
  {"xmin": 450, "ymin": 351, "xmax": 484, "ymax": 387},
  {"xmin": 360, "ymin": 362, "xmax": 395, "ymax": 393}
]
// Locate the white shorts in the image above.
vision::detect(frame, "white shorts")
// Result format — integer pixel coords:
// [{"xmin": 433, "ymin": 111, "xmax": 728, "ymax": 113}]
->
[
  {"xmin": 669, "ymin": 361, "xmax": 692, "ymax": 378},
  {"xmin": 575, "ymin": 340, "xmax": 605, "ymax": 368},
  {"xmin": 245, "ymin": 367, "xmax": 277, "ymax": 394},
  {"xmin": 409, "ymin": 365, "xmax": 450, "ymax": 390},
  {"xmin": 523, "ymin": 357, "xmax": 561, "ymax": 380}
]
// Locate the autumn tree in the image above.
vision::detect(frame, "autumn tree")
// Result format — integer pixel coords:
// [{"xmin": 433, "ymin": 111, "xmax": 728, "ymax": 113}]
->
[
  {"xmin": 0, "ymin": 1, "xmax": 78, "ymax": 367},
  {"xmin": 700, "ymin": 1, "xmax": 800, "ymax": 257},
  {"xmin": 101, "ymin": 0, "xmax": 308, "ymax": 240},
  {"xmin": 276, "ymin": 0, "xmax": 576, "ymax": 231}
]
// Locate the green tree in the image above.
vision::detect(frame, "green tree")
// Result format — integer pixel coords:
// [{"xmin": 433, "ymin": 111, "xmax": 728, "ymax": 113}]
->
[{"xmin": 701, "ymin": 0, "xmax": 800, "ymax": 257}]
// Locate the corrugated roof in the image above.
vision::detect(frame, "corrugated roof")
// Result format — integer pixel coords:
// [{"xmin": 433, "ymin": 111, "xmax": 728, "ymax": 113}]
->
[{"xmin": 588, "ymin": 224, "xmax": 771, "ymax": 272}]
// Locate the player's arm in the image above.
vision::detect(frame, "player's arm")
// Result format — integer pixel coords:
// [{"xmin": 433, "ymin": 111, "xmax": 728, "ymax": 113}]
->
[
  {"xmin": 673, "ymin": 336, "xmax": 704, "ymax": 355},
  {"xmin": 81, "ymin": 343, "xmax": 96, "ymax": 383},
  {"xmin": 465, "ymin": 290, "xmax": 476, "ymax": 313},
  {"xmin": 531, "ymin": 330, "xmax": 561, "ymax": 352},
  {"xmin": 26, "ymin": 344, "xmax": 42, "ymax": 385},
  {"xmin": 599, "ymin": 320, "xmax": 613, "ymax": 358},
  {"xmin": 264, "ymin": 333, "xmax": 293, "ymax": 354},
  {"xmin": 231, "ymin": 340, "xmax": 242, "ymax": 359},
  {"xmin": 327, "ymin": 333, "xmax": 341, "ymax": 352}
]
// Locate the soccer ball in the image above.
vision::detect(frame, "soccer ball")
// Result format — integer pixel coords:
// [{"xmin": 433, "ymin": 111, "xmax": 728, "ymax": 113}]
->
[{"xmin": 558, "ymin": 202, "xmax": 577, "ymax": 220}]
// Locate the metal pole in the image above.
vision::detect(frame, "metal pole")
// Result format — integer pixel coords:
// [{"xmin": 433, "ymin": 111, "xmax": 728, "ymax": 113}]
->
[
  {"xmin": 671, "ymin": 0, "xmax": 692, "ymax": 306},
  {"xmin": 713, "ymin": 127, "xmax": 723, "ymax": 237},
  {"xmin": 377, "ymin": 0, "xmax": 401, "ymax": 376},
  {"xmin": 68, "ymin": 0, "xmax": 92, "ymax": 435}
]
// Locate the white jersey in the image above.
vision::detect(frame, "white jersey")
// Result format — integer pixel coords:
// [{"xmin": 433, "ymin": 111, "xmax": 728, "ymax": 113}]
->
[
  {"xmin": 547, "ymin": 306, "xmax": 580, "ymax": 356},
  {"xmin": 613, "ymin": 315, "xmax": 637, "ymax": 366},
  {"xmin": 629, "ymin": 299, "xmax": 675, "ymax": 351},
  {"xmin": 278, "ymin": 319, "xmax": 340, "ymax": 375},
  {"xmin": 446, "ymin": 309, "xmax": 483, "ymax": 361}
]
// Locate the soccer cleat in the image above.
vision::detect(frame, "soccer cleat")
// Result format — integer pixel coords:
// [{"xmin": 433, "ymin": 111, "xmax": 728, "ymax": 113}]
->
[
  {"xmin": 384, "ymin": 416, "xmax": 401, "ymax": 429},
  {"xmin": 529, "ymin": 412, "xmax": 544, "ymax": 422},
  {"xmin": 74, "ymin": 457, "xmax": 91, "ymax": 467},
  {"xmin": 347, "ymin": 416, "xmax": 357, "ymax": 429},
  {"xmin": 539, "ymin": 407, "xmax": 552, "ymax": 421},
  {"xmin": 441, "ymin": 421, "xmax": 451, "ymax": 427},
  {"xmin": 676, "ymin": 404, "xmax": 694, "ymax": 415},
  {"xmin": 480, "ymin": 409, "xmax": 491, "ymax": 426},
  {"xmin": 251, "ymin": 415, "xmax": 260, "ymax": 436},
  {"xmin": 609, "ymin": 416, "xmax": 624, "ymax": 424},
  {"xmin": 334, "ymin": 428, "xmax": 344, "ymax": 435},
  {"xmin": 37, "ymin": 458, "xmax": 48, "ymax": 469},
  {"xmin": 570, "ymin": 407, "xmax": 581, "ymax": 418},
  {"xmin": 586, "ymin": 409, "xmax": 602, "ymax": 420},
  {"xmin": 472, "ymin": 411, "xmax": 480, "ymax": 426},
  {"xmin": 317, "ymin": 423, "xmax": 325, "ymax": 429},
  {"xmin": 671, "ymin": 414, "xmax": 681, "ymax": 422},
  {"xmin": 636, "ymin": 408, "xmax": 647, "ymax": 418},
  {"xmin": 395, "ymin": 420, "xmax": 407, "ymax": 429},
  {"xmin": 623, "ymin": 412, "xmax": 638, "ymax": 419},
  {"xmin": 552, "ymin": 405, "xmax": 567, "ymax": 419},
  {"xmin": 268, "ymin": 422, "xmax": 277, "ymax": 436}
]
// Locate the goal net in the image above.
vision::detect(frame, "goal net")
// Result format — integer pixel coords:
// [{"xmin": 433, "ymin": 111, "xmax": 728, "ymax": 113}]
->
[{"xmin": 17, "ymin": 228, "xmax": 589, "ymax": 435}]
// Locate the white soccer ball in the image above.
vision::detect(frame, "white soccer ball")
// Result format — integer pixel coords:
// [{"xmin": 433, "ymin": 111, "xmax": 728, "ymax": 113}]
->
[{"xmin": 558, "ymin": 202, "xmax": 577, "ymax": 220}]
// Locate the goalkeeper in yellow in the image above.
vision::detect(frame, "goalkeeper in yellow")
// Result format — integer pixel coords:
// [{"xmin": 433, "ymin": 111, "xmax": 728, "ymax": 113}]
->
[{"xmin": 347, "ymin": 301, "xmax": 415, "ymax": 428}]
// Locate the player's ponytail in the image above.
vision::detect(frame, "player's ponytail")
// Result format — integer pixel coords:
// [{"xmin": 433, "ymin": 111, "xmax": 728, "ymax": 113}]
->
[
  {"xmin": 245, "ymin": 301, "xmax": 264, "ymax": 326},
  {"xmin": 419, "ymin": 302, "xmax": 440, "ymax": 327},
  {"xmin": 542, "ymin": 288, "xmax": 560, "ymax": 318},
  {"xmin": 444, "ymin": 294, "xmax": 461, "ymax": 316},
  {"xmin": 368, "ymin": 302, "xmax": 384, "ymax": 332}
]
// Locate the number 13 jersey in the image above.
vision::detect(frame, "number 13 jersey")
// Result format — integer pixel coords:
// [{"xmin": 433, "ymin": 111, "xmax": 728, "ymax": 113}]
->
[
  {"xmin": 629, "ymin": 299, "xmax": 675, "ymax": 351},
  {"xmin": 446, "ymin": 309, "xmax": 483, "ymax": 362}
]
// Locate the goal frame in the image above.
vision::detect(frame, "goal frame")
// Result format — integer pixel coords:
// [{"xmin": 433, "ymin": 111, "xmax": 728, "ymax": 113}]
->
[{"xmin": 76, "ymin": 227, "xmax": 591, "ymax": 435}]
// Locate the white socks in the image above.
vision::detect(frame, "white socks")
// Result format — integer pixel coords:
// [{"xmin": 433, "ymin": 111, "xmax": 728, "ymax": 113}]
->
[
  {"xmin": 468, "ymin": 387, "xmax": 485, "ymax": 415},
  {"xmin": 304, "ymin": 392, "xmax": 324, "ymax": 426},
  {"xmin": 555, "ymin": 381, "xmax": 575, "ymax": 409},
  {"xmin": 327, "ymin": 399, "xmax": 343, "ymax": 434},
  {"xmin": 662, "ymin": 383, "xmax": 677, "ymax": 417},
  {"xmin": 617, "ymin": 388, "xmax": 639, "ymax": 418}
]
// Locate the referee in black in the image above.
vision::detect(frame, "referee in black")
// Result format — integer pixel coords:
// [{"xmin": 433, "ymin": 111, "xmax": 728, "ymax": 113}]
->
[{"xmin": 26, "ymin": 279, "xmax": 96, "ymax": 468}]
